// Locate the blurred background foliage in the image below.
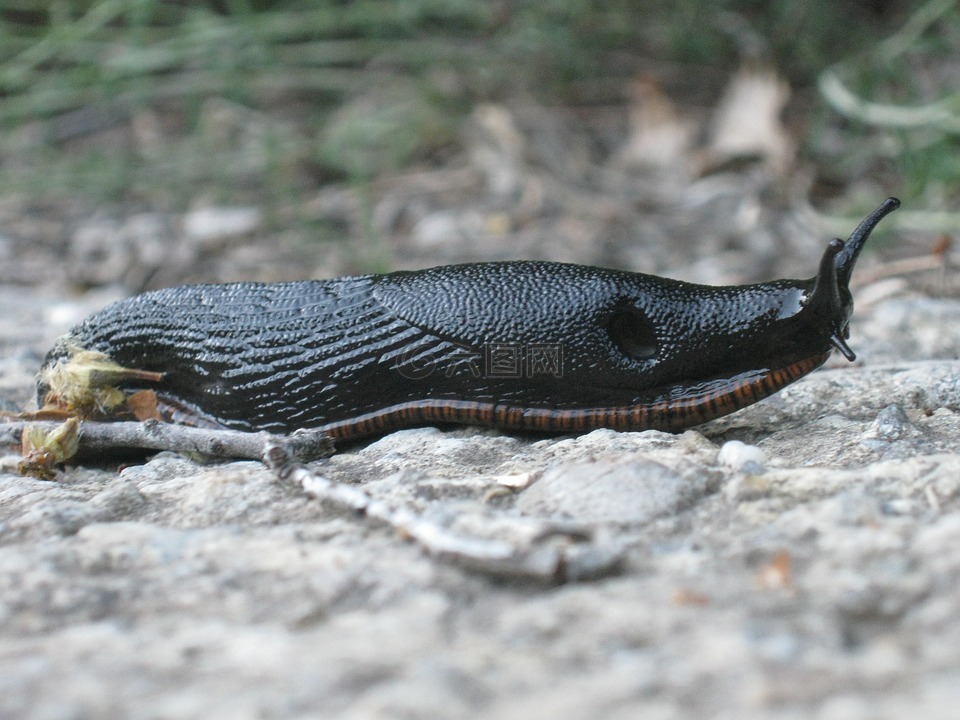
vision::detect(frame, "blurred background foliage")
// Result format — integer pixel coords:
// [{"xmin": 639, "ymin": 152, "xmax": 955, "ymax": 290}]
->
[{"xmin": 0, "ymin": 0, "xmax": 956, "ymax": 240}]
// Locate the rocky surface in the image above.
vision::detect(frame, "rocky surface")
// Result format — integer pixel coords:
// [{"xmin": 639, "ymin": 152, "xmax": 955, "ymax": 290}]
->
[{"xmin": 2, "ymin": 288, "xmax": 960, "ymax": 720}]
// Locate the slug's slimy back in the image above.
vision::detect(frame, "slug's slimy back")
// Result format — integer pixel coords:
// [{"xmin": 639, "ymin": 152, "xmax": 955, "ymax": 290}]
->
[{"xmin": 38, "ymin": 198, "xmax": 900, "ymax": 441}]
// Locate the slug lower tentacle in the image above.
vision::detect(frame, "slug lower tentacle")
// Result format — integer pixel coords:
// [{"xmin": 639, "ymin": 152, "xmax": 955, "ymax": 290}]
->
[{"xmin": 37, "ymin": 198, "xmax": 900, "ymax": 441}]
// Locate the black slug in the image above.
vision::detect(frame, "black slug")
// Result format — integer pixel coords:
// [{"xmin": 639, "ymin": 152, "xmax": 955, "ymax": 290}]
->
[{"xmin": 38, "ymin": 198, "xmax": 899, "ymax": 441}]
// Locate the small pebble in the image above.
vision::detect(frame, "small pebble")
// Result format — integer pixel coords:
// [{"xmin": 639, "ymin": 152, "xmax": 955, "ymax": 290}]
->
[
  {"xmin": 869, "ymin": 404, "xmax": 911, "ymax": 441},
  {"xmin": 717, "ymin": 440, "xmax": 767, "ymax": 473}
]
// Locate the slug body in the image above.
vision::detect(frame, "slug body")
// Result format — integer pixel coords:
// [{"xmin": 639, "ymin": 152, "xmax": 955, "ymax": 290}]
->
[{"xmin": 38, "ymin": 199, "xmax": 900, "ymax": 441}]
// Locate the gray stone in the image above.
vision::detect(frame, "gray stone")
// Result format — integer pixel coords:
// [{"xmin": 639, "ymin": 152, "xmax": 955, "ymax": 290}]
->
[
  {"xmin": 517, "ymin": 458, "xmax": 716, "ymax": 524},
  {"xmin": 2, "ymin": 292, "xmax": 960, "ymax": 719}
]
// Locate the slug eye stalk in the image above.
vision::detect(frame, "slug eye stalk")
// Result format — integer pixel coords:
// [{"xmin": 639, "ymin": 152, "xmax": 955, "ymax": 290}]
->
[
  {"xmin": 835, "ymin": 197, "xmax": 900, "ymax": 289},
  {"xmin": 804, "ymin": 197, "xmax": 900, "ymax": 362}
]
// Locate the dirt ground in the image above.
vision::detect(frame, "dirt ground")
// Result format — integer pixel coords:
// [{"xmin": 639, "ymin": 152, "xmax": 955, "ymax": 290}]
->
[{"xmin": 2, "ymin": 58, "xmax": 959, "ymax": 719}]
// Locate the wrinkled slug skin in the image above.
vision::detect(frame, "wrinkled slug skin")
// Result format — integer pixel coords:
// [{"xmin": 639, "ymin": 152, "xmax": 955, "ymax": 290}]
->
[
  {"xmin": 34, "ymin": 264, "xmax": 825, "ymax": 434},
  {"xmin": 38, "ymin": 199, "xmax": 900, "ymax": 440}
]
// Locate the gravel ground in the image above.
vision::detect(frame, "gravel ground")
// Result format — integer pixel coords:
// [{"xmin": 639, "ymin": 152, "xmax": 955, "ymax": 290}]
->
[
  {"xmin": 1, "ymin": 277, "xmax": 960, "ymax": 719},
  {"xmin": 0, "ymin": 72, "xmax": 953, "ymax": 720}
]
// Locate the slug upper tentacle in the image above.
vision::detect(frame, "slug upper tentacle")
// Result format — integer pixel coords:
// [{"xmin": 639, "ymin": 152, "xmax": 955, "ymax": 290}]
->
[{"xmin": 37, "ymin": 198, "xmax": 900, "ymax": 441}]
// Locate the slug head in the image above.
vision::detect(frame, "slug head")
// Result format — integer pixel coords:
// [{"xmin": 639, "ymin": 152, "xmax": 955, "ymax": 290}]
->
[
  {"xmin": 802, "ymin": 197, "xmax": 900, "ymax": 361},
  {"xmin": 601, "ymin": 197, "xmax": 901, "ymax": 403}
]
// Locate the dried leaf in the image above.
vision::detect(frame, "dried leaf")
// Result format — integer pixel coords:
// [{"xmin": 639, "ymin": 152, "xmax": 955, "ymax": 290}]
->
[
  {"xmin": 127, "ymin": 389, "xmax": 163, "ymax": 421},
  {"xmin": 39, "ymin": 345, "xmax": 164, "ymax": 418},
  {"xmin": 701, "ymin": 66, "xmax": 794, "ymax": 175},
  {"xmin": 616, "ymin": 75, "xmax": 695, "ymax": 169},
  {"xmin": 18, "ymin": 418, "xmax": 80, "ymax": 480}
]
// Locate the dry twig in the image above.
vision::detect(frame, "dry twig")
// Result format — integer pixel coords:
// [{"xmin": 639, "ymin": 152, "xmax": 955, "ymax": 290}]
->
[
  {"xmin": 262, "ymin": 441, "xmax": 625, "ymax": 582},
  {"xmin": 1, "ymin": 418, "xmax": 335, "ymax": 464}
]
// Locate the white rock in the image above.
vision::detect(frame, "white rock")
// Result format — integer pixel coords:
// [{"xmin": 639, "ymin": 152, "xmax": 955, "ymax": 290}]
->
[{"xmin": 717, "ymin": 439, "xmax": 768, "ymax": 472}]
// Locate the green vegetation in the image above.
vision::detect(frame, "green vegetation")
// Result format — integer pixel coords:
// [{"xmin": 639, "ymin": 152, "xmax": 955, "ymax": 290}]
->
[
  {"xmin": 813, "ymin": 0, "xmax": 960, "ymax": 218},
  {"xmin": 0, "ymin": 1, "xmax": 956, "ymax": 215}
]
